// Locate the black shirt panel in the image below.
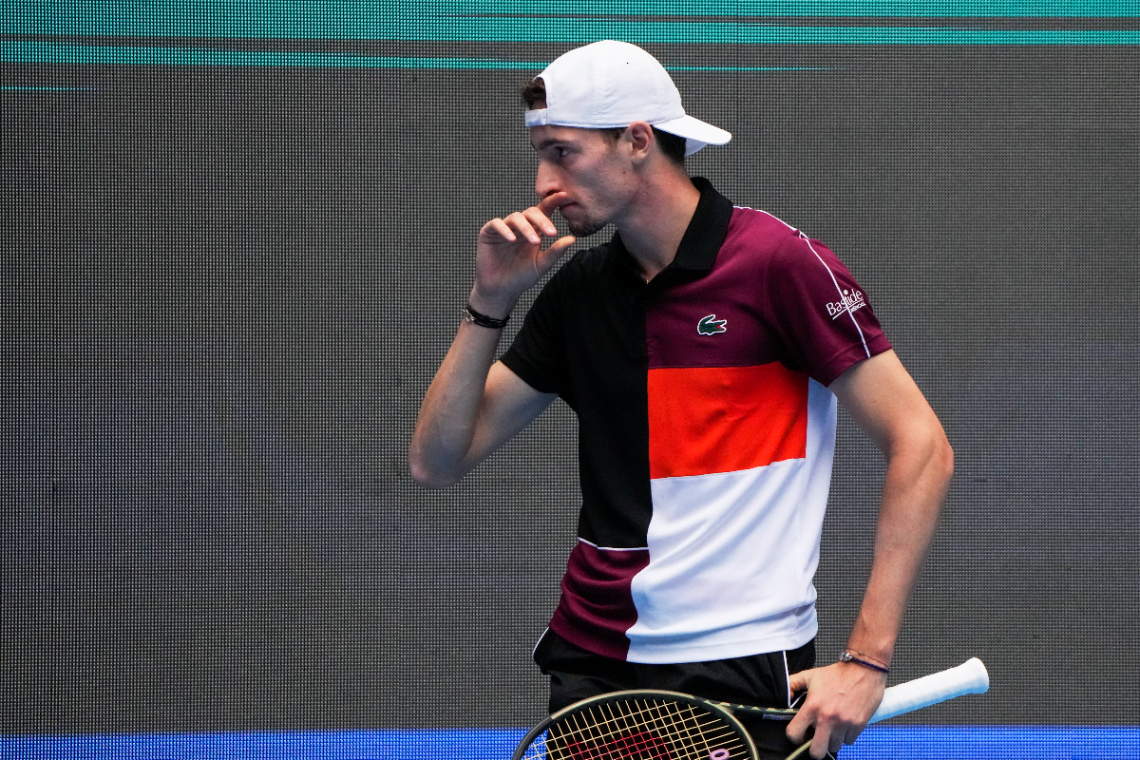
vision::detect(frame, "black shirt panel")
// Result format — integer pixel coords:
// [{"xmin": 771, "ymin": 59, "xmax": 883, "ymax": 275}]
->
[
  {"xmin": 498, "ymin": 260, "xmax": 572, "ymax": 401},
  {"xmin": 501, "ymin": 244, "xmax": 654, "ymax": 547},
  {"xmin": 499, "ymin": 180, "xmax": 738, "ymax": 549}
]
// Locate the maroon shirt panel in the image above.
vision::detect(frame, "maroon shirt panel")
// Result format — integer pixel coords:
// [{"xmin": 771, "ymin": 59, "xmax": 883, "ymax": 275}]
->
[
  {"xmin": 757, "ymin": 222, "xmax": 892, "ymax": 386},
  {"xmin": 646, "ymin": 208, "xmax": 789, "ymax": 371},
  {"xmin": 548, "ymin": 541, "xmax": 651, "ymax": 661},
  {"xmin": 647, "ymin": 207, "xmax": 890, "ymax": 384}
]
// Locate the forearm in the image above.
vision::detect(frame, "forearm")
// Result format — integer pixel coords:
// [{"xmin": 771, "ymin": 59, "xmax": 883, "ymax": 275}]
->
[
  {"xmin": 846, "ymin": 428, "xmax": 953, "ymax": 665},
  {"xmin": 408, "ymin": 317, "xmax": 506, "ymax": 488},
  {"xmin": 408, "ymin": 194, "xmax": 575, "ymax": 488},
  {"xmin": 789, "ymin": 351, "xmax": 952, "ymax": 757}
]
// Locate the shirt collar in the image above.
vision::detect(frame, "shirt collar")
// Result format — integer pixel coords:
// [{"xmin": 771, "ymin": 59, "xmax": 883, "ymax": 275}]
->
[
  {"xmin": 610, "ymin": 177, "xmax": 734, "ymax": 276},
  {"xmin": 669, "ymin": 177, "xmax": 734, "ymax": 271}
]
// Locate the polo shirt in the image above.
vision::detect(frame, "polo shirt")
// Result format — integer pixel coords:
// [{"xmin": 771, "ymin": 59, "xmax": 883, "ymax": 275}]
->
[{"xmin": 500, "ymin": 178, "xmax": 891, "ymax": 664}]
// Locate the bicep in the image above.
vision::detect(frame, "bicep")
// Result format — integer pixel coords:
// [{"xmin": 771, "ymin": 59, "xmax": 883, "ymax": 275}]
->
[
  {"xmin": 829, "ymin": 350, "xmax": 945, "ymax": 456},
  {"xmin": 462, "ymin": 360, "xmax": 557, "ymax": 469}
]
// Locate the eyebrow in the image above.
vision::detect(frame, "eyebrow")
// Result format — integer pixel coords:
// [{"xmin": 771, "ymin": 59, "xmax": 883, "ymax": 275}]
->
[{"xmin": 532, "ymin": 137, "xmax": 570, "ymax": 152}]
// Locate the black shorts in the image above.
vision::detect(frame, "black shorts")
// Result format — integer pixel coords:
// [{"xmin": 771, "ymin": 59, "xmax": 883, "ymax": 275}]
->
[{"xmin": 532, "ymin": 628, "xmax": 825, "ymax": 760}]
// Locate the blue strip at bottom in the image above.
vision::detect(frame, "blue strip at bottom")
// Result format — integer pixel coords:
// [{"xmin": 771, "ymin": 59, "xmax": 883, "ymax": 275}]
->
[{"xmin": 3, "ymin": 726, "xmax": 1138, "ymax": 760}]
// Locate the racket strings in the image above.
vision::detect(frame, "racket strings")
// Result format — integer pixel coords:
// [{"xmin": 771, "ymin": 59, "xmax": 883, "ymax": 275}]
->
[{"xmin": 539, "ymin": 697, "xmax": 749, "ymax": 760}]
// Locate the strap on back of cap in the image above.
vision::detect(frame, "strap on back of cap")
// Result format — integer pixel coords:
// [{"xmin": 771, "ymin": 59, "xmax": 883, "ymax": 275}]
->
[{"xmin": 525, "ymin": 108, "xmax": 550, "ymax": 127}]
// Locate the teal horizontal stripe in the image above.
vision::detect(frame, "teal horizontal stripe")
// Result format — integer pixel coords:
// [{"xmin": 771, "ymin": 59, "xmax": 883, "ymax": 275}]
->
[
  {"xmin": 5, "ymin": 23, "xmax": 1140, "ymax": 55},
  {"xmin": 392, "ymin": 0, "xmax": 1140, "ymax": 16},
  {"xmin": 7, "ymin": 2, "xmax": 1140, "ymax": 39},
  {"xmin": 0, "ymin": 42, "xmax": 836, "ymax": 67},
  {"xmin": 0, "ymin": 43, "xmax": 541, "ymax": 67},
  {"xmin": 411, "ymin": 0, "xmax": 1140, "ymax": 15},
  {"xmin": 5, "ymin": 0, "xmax": 1140, "ymax": 36}
]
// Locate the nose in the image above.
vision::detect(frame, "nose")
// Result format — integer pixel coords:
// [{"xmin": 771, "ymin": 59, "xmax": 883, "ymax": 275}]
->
[{"xmin": 535, "ymin": 159, "xmax": 560, "ymax": 200}]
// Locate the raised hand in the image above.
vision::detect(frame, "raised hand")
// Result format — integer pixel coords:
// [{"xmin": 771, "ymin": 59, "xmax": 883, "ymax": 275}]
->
[{"xmin": 470, "ymin": 192, "xmax": 576, "ymax": 317}]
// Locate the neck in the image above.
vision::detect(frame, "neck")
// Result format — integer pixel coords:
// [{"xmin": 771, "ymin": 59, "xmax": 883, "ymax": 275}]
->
[{"xmin": 614, "ymin": 169, "xmax": 701, "ymax": 281}]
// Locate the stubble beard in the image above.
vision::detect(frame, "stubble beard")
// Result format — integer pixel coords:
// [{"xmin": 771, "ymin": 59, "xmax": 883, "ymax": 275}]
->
[{"xmin": 563, "ymin": 211, "xmax": 607, "ymax": 238}]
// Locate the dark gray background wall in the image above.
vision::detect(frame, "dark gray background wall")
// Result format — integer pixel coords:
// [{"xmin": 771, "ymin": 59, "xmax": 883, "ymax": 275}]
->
[{"xmin": 2, "ymin": 42, "xmax": 1138, "ymax": 734}]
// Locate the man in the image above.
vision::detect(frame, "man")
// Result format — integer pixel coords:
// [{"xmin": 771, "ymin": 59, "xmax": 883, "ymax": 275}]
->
[{"xmin": 408, "ymin": 40, "xmax": 952, "ymax": 760}]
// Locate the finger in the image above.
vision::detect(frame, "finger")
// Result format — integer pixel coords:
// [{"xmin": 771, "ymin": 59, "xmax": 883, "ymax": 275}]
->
[
  {"xmin": 810, "ymin": 726, "xmax": 833, "ymax": 760},
  {"xmin": 787, "ymin": 669, "xmax": 811, "ymax": 695},
  {"xmin": 537, "ymin": 191, "xmax": 570, "ymax": 215},
  {"xmin": 785, "ymin": 708, "xmax": 813, "ymax": 744},
  {"xmin": 522, "ymin": 206, "xmax": 559, "ymax": 237},
  {"xmin": 504, "ymin": 211, "xmax": 542, "ymax": 245},
  {"xmin": 481, "ymin": 217, "xmax": 516, "ymax": 243}
]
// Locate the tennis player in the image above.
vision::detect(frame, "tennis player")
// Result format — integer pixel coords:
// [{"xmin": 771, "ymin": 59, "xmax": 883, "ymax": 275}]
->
[{"xmin": 409, "ymin": 40, "xmax": 953, "ymax": 760}]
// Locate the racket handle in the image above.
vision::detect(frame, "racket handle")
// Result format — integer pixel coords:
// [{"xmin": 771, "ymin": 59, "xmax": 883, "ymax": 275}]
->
[{"xmin": 869, "ymin": 657, "xmax": 989, "ymax": 724}]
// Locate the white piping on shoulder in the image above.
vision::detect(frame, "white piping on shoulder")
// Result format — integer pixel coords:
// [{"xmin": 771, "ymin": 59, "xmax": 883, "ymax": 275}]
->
[
  {"xmin": 732, "ymin": 204, "xmax": 799, "ymax": 233},
  {"xmin": 797, "ymin": 231, "xmax": 871, "ymax": 358},
  {"xmin": 731, "ymin": 205, "xmax": 872, "ymax": 359}
]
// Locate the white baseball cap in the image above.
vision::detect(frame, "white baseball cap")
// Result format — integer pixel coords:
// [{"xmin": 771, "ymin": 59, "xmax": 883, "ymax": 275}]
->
[{"xmin": 524, "ymin": 40, "xmax": 732, "ymax": 157}]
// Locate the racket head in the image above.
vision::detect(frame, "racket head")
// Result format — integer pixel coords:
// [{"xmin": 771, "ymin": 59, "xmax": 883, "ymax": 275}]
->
[{"xmin": 512, "ymin": 689, "xmax": 758, "ymax": 760}]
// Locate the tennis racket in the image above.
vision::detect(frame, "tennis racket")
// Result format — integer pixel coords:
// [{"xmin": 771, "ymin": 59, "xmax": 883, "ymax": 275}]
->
[{"xmin": 511, "ymin": 657, "xmax": 989, "ymax": 760}]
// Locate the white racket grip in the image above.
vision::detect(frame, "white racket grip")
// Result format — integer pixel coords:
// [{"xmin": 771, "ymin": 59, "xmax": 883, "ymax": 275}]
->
[{"xmin": 869, "ymin": 658, "xmax": 989, "ymax": 724}]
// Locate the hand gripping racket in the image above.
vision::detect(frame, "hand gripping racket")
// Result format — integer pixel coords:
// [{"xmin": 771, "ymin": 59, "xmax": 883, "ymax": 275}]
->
[{"xmin": 511, "ymin": 657, "xmax": 989, "ymax": 760}]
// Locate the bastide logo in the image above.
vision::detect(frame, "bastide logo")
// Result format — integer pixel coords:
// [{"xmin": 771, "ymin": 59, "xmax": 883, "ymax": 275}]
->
[
  {"xmin": 826, "ymin": 289, "xmax": 867, "ymax": 320},
  {"xmin": 697, "ymin": 314, "xmax": 728, "ymax": 336}
]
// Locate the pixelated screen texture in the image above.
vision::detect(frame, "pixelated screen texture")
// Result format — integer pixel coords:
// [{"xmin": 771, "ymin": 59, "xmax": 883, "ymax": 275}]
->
[{"xmin": 2, "ymin": 25, "xmax": 1138, "ymax": 736}]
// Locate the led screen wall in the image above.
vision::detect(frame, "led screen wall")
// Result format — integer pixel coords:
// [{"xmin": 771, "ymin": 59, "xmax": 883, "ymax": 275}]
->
[{"xmin": 3, "ymin": 1, "xmax": 1138, "ymax": 752}]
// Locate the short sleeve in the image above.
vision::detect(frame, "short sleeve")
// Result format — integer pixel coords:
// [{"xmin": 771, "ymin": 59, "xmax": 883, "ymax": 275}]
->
[
  {"xmin": 762, "ymin": 232, "xmax": 892, "ymax": 386},
  {"xmin": 499, "ymin": 268, "xmax": 569, "ymax": 397}
]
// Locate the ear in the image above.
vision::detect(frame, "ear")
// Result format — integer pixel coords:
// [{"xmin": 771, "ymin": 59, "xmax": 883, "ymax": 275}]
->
[{"xmin": 625, "ymin": 121, "xmax": 654, "ymax": 162}]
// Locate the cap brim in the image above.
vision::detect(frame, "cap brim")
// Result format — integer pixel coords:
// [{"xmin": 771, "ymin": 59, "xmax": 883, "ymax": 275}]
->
[{"xmin": 652, "ymin": 115, "xmax": 732, "ymax": 156}]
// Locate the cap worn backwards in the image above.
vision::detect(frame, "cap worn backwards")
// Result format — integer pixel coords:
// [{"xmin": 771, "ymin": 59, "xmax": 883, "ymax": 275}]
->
[{"xmin": 524, "ymin": 40, "xmax": 732, "ymax": 157}]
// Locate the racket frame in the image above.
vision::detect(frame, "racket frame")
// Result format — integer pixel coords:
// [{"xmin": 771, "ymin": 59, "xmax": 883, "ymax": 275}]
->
[
  {"xmin": 513, "ymin": 659, "xmax": 988, "ymax": 760},
  {"xmin": 510, "ymin": 688, "xmax": 760, "ymax": 760}
]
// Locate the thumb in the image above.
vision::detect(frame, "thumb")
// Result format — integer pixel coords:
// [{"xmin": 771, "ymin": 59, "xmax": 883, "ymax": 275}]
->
[
  {"xmin": 787, "ymin": 667, "xmax": 813, "ymax": 697},
  {"xmin": 539, "ymin": 235, "xmax": 576, "ymax": 267},
  {"xmin": 784, "ymin": 668, "xmax": 817, "ymax": 746}
]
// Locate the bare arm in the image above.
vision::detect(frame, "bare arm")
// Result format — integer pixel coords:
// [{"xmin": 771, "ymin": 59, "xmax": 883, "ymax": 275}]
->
[
  {"xmin": 787, "ymin": 349, "xmax": 954, "ymax": 759},
  {"xmin": 408, "ymin": 193, "xmax": 575, "ymax": 488},
  {"xmin": 409, "ymin": 338, "xmax": 555, "ymax": 488}
]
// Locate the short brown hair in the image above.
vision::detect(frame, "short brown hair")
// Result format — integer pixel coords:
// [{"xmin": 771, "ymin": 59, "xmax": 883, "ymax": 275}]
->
[{"xmin": 520, "ymin": 77, "xmax": 687, "ymax": 166}]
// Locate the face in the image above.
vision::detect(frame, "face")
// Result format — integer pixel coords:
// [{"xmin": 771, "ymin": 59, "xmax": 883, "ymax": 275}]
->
[{"xmin": 530, "ymin": 125, "xmax": 639, "ymax": 238}]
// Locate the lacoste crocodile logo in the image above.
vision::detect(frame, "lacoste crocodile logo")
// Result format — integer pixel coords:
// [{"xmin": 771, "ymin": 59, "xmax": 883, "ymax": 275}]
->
[{"xmin": 697, "ymin": 314, "xmax": 727, "ymax": 336}]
